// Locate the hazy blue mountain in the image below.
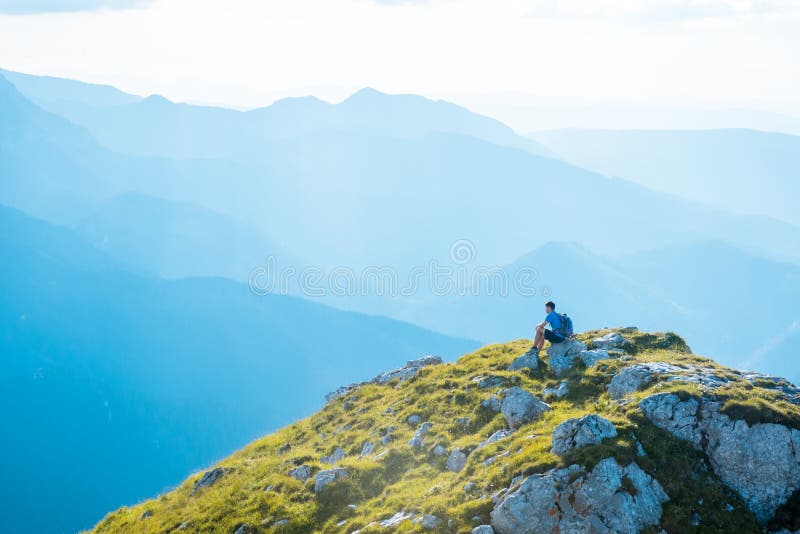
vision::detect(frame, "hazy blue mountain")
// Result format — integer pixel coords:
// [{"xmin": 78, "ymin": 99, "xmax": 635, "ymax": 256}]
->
[
  {"xmin": 4, "ymin": 70, "xmax": 800, "ymax": 270},
  {"xmin": 618, "ymin": 240, "xmax": 800, "ymax": 381},
  {"xmin": 0, "ymin": 205, "xmax": 478, "ymax": 534},
  {"xmin": 0, "ymin": 67, "xmax": 141, "ymax": 108},
  {"xmin": 2, "ymin": 68, "xmax": 551, "ymax": 159},
  {"xmin": 530, "ymin": 128, "xmax": 800, "ymax": 226},
  {"xmin": 310, "ymin": 240, "xmax": 800, "ymax": 384},
  {"xmin": 75, "ymin": 192, "xmax": 292, "ymax": 281}
]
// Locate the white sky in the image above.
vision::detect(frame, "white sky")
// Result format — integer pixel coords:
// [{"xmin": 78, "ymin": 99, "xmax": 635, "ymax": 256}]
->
[{"xmin": 1, "ymin": 0, "xmax": 800, "ymax": 132}]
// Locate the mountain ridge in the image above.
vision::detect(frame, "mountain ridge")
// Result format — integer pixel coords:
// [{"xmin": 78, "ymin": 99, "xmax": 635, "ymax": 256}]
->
[{"xmin": 90, "ymin": 328, "xmax": 800, "ymax": 533}]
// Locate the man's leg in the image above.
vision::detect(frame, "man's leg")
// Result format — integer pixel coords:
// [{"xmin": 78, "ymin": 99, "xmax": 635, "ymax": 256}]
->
[{"xmin": 534, "ymin": 326, "xmax": 545, "ymax": 350}]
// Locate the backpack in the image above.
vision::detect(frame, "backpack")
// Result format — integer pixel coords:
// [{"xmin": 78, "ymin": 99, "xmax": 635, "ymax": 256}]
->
[{"xmin": 556, "ymin": 313, "xmax": 574, "ymax": 337}]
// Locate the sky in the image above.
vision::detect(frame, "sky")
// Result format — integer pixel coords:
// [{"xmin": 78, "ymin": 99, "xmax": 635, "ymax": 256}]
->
[{"xmin": 1, "ymin": 0, "xmax": 800, "ymax": 132}]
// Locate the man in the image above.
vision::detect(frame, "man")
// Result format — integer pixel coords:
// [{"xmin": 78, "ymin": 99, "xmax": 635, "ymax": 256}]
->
[{"xmin": 531, "ymin": 301, "xmax": 565, "ymax": 353}]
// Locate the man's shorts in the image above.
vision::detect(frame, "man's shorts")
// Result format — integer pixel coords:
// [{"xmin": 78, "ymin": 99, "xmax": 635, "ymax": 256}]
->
[{"xmin": 545, "ymin": 330, "xmax": 566, "ymax": 344}]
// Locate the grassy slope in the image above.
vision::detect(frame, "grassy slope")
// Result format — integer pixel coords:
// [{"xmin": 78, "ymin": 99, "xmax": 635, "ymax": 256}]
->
[{"xmin": 92, "ymin": 329, "xmax": 800, "ymax": 533}]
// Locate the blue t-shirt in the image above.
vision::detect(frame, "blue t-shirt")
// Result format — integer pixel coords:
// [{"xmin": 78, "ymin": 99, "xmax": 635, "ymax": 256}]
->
[{"xmin": 546, "ymin": 311, "xmax": 561, "ymax": 330}]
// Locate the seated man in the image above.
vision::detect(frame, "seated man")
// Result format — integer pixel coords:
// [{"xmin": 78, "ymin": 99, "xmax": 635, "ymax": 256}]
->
[{"xmin": 531, "ymin": 300, "xmax": 564, "ymax": 353}]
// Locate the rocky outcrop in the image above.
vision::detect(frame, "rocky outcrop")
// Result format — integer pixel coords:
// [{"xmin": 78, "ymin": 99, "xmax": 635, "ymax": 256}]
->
[
  {"xmin": 325, "ymin": 355, "xmax": 443, "ymax": 402},
  {"xmin": 639, "ymin": 392, "xmax": 800, "ymax": 524},
  {"xmin": 191, "ymin": 467, "xmax": 227, "ymax": 494},
  {"xmin": 314, "ymin": 467, "xmax": 349, "ymax": 493},
  {"xmin": 472, "ymin": 526, "xmax": 494, "ymax": 534},
  {"xmin": 551, "ymin": 415, "xmax": 617, "ymax": 455},
  {"xmin": 500, "ymin": 387, "xmax": 551, "ymax": 429},
  {"xmin": 592, "ymin": 332, "xmax": 627, "ymax": 350},
  {"xmin": 490, "ymin": 457, "xmax": 668, "ymax": 534},
  {"xmin": 546, "ymin": 339, "xmax": 587, "ymax": 376}
]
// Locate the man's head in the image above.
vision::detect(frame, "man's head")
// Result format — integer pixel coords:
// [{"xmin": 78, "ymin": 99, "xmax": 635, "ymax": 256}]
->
[{"xmin": 545, "ymin": 301, "xmax": 555, "ymax": 313}]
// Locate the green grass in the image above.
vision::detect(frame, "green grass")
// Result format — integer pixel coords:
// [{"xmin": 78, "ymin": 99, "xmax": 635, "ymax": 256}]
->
[{"xmin": 89, "ymin": 329, "xmax": 796, "ymax": 533}]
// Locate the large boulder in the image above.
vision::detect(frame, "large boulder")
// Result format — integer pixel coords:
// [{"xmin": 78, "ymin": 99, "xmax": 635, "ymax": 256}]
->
[
  {"xmin": 314, "ymin": 467, "xmax": 349, "ymax": 493},
  {"xmin": 546, "ymin": 339, "xmax": 587, "ymax": 376},
  {"xmin": 500, "ymin": 387, "xmax": 551, "ymax": 429},
  {"xmin": 592, "ymin": 332, "xmax": 627, "ymax": 350},
  {"xmin": 639, "ymin": 392, "xmax": 800, "ymax": 524},
  {"xmin": 490, "ymin": 457, "xmax": 668, "ymax": 534},
  {"xmin": 508, "ymin": 349, "xmax": 539, "ymax": 371},
  {"xmin": 551, "ymin": 415, "xmax": 617, "ymax": 455},
  {"xmin": 607, "ymin": 363, "xmax": 683, "ymax": 399}
]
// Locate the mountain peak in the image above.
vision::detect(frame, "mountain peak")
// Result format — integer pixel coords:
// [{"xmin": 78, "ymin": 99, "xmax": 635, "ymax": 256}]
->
[{"xmin": 91, "ymin": 328, "xmax": 800, "ymax": 533}]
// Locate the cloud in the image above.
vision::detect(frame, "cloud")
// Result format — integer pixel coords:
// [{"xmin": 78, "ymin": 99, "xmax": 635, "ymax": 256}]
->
[
  {"xmin": 0, "ymin": 0, "xmax": 152, "ymax": 14},
  {"xmin": 522, "ymin": 0, "xmax": 800, "ymax": 22}
]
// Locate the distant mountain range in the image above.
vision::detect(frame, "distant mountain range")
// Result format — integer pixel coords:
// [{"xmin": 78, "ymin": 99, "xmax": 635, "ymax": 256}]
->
[
  {"xmin": 530, "ymin": 128, "xmax": 800, "ymax": 227},
  {"xmin": 0, "ymin": 205, "xmax": 477, "ymax": 534},
  {"xmin": 2, "ymin": 67, "xmax": 800, "ymax": 533}
]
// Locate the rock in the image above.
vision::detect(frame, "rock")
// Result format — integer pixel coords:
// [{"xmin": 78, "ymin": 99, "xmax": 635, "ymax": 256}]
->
[
  {"xmin": 579, "ymin": 349, "xmax": 614, "ymax": 367},
  {"xmin": 314, "ymin": 467, "xmax": 349, "ymax": 493},
  {"xmin": 550, "ymin": 414, "xmax": 617, "ymax": 455},
  {"xmin": 407, "ymin": 414, "xmax": 422, "ymax": 425},
  {"xmin": 464, "ymin": 481, "xmax": 477, "ymax": 492},
  {"xmin": 421, "ymin": 514, "xmax": 442, "ymax": 529},
  {"xmin": 446, "ymin": 448, "xmax": 468, "ymax": 472},
  {"xmin": 508, "ymin": 350, "xmax": 539, "ymax": 371},
  {"xmin": 380, "ymin": 511, "xmax": 413, "ymax": 527},
  {"xmin": 321, "ymin": 447, "xmax": 346, "ymax": 465},
  {"xmin": 288, "ymin": 464, "xmax": 312, "ymax": 481},
  {"xmin": 608, "ymin": 364, "xmax": 663, "ymax": 399},
  {"xmin": 481, "ymin": 395, "xmax": 503, "ymax": 413},
  {"xmin": 456, "ymin": 416, "xmax": 471, "ymax": 426},
  {"xmin": 483, "ymin": 451, "xmax": 509, "ymax": 466},
  {"xmin": 592, "ymin": 332, "xmax": 627, "ymax": 350},
  {"xmin": 473, "ymin": 526, "xmax": 494, "ymax": 534},
  {"xmin": 639, "ymin": 392, "xmax": 800, "ymax": 524},
  {"xmin": 409, "ymin": 422, "xmax": 434, "ymax": 449},
  {"xmin": 191, "ymin": 467, "xmax": 227, "ymax": 494},
  {"xmin": 639, "ymin": 393, "xmax": 702, "ymax": 443},
  {"xmin": 373, "ymin": 356, "xmax": 443, "ymax": 385},
  {"xmin": 326, "ymin": 356, "xmax": 443, "ymax": 402},
  {"xmin": 138, "ymin": 509, "xmax": 152, "ymax": 519},
  {"xmin": 500, "ymin": 387, "xmax": 551, "ymax": 429},
  {"xmin": 234, "ymin": 525, "xmax": 254, "ymax": 534},
  {"xmin": 359, "ymin": 441, "xmax": 375, "ymax": 457},
  {"xmin": 473, "ymin": 375, "xmax": 506, "ymax": 389},
  {"xmin": 542, "ymin": 381, "xmax": 569, "ymax": 401},
  {"xmin": 325, "ymin": 384, "xmax": 358, "ymax": 403},
  {"xmin": 433, "ymin": 444, "xmax": 448, "ymax": 457},
  {"xmin": 477, "ymin": 428, "xmax": 515, "ymax": 449},
  {"xmin": 277, "ymin": 443, "xmax": 291, "ymax": 455},
  {"xmin": 490, "ymin": 458, "xmax": 668, "ymax": 534},
  {"xmin": 546, "ymin": 339, "xmax": 587, "ymax": 376}
]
